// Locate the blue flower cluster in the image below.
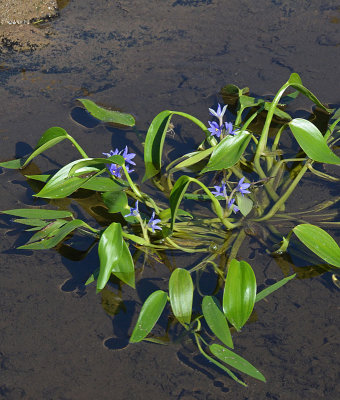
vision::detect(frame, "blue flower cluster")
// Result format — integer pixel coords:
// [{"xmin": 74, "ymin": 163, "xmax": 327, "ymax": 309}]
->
[
  {"xmin": 212, "ymin": 177, "xmax": 251, "ymax": 214},
  {"xmin": 207, "ymin": 103, "xmax": 238, "ymax": 138},
  {"xmin": 103, "ymin": 146, "xmax": 136, "ymax": 178},
  {"xmin": 125, "ymin": 201, "xmax": 162, "ymax": 233}
]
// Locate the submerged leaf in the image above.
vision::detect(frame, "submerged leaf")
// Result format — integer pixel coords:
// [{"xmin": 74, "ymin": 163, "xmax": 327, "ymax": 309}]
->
[{"xmin": 210, "ymin": 344, "xmax": 266, "ymax": 382}]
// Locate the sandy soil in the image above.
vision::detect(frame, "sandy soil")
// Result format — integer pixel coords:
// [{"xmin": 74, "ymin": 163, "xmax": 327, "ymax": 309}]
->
[{"xmin": 0, "ymin": 0, "xmax": 58, "ymax": 51}]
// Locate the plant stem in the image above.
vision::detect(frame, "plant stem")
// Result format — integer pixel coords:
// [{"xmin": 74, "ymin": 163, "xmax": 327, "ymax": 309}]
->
[
  {"xmin": 66, "ymin": 134, "xmax": 88, "ymax": 158},
  {"xmin": 255, "ymin": 161, "xmax": 310, "ymax": 221}
]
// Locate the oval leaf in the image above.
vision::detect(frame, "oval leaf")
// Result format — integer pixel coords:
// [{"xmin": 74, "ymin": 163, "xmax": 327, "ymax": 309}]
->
[
  {"xmin": 210, "ymin": 344, "xmax": 266, "ymax": 382},
  {"xmin": 169, "ymin": 175, "xmax": 191, "ymax": 230},
  {"xmin": 78, "ymin": 99, "xmax": 135, "ymax": 126},
  {"xmin": 223, "ymin": 259, "xmax": 256, "ymax": 331},
  {"xmin": 293, "ymin": 224, "xmax": 340, "ymax": 268},
  {"xmin": 102, "ymin": 191, "xmax": 129, "ymax": 214},
  {"xmin": 201, "ymin": 131, "xmax": 251, "ymax": 173},
  {"xmin": 111, "ymin": 240, "xmax": 135, "ymax": 288},
  {"xmin": 202, "ymin": 296, "xmax": 233, "ymax": 348},
  {"xmin": 169, "ymin": 268, "xmax": 193, "ymax": 325},
  {"xmin": 97, "ymin": 223, "xmax": 124, "ymax": 291},
  {"xmin": 130, "ymin": 290, "xmax": 168, "ymax": 343},
  {"xmin": 289, "ymin": 118, "xmax": 340, "ymax": 164},
  {"xmin": 236, "ymin": 193, "xmax": 253, "ymax": 217}
]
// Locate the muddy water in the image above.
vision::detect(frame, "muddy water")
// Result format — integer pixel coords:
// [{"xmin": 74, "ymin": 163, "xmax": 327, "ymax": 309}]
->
[{"xmin": 0, "ymin": 1, "xmax": 339, "ymax": 399}]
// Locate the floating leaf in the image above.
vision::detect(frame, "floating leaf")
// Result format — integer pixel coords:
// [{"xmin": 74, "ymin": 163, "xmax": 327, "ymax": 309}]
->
[
  {"xmin": 289, "ymin": 119, "xmax": 340, "ymax": 164},
  {"xmin": 293, "ymin": 224, "xmax": 340, "ymax": 268},
  {"xmin": 202, "ymin": 296, "xmax": 233, "ymax": 348},
  {"xmin": 169, "ymin": 268, "xmax": 193, "ymax": 325},
  {"xmin": 130, "ymin": 290, "xmax": 168, "ymax": 343},
  {"xmin": 210, "ymin": 344, "xmax": 266, "ymax": 382},
  {"xmin": 201, "ymin": 131, "xmax": 251, "ymax": 173},
  {"xmin": 223, "ymin": 259, "xmax": 256, "ymax": 331},
  {"xmin": 97, "ymin": 223, "xmax": 124, "ymax": 291},
  {"xmin": 78, "ymin": 99, "xmax": 135, "ymax": 126}
]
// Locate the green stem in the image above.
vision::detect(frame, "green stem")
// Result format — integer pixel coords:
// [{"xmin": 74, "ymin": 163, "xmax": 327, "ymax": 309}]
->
[
  {"xmin": 66, "ymin": 134, "xmax": 88, "ymax": 158},
  {"xmin": 225, "ymin": 229, "xmax": 246, "ymax": 272},
  {"xmin": 255, "ymin": 161, "xmax": 310, "ymax": 221},
  {"xmin": 122, "ymin": 165, "xmax": 143, "ymax": 198}
]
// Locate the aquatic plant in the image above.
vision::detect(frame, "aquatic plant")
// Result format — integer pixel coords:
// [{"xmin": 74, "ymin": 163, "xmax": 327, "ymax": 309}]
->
[{"xmin": 1, "ymin": 73, "xmax": 339, "ymax": 386}]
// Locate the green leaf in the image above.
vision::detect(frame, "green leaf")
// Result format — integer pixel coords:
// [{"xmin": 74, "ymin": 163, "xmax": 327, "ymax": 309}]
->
[
  {"xmin": 210, "ymin": 344, "xmax": 266, "ymax": 382},
  {"xmin": 81, "ymin": 177, "xmax": 128, "ymax": 192},
  {"xmin": 158, "ymin": 208, "xmax": 193, "ymax": 223},
  {"xmin": 288, "ymin": 73, "xmax": 332, "ymax": 113},
  {"xmin": 102, "ymin": 191, "xmax": 129, "ymax": 214},
  {"xmin": 26, "ymin": 220, "xmax": 67, "ymax": 244},
  {"xmin": 223, "ymin": 259, "xmax": 256, "ymax": 331},
  {"xmin": 78, "ymin": 99, "xmax": 135, "ymax": 126},
  {"xmin": 202, "ymin": 296, "xmax": 233, "ymax": 348},
  {"xmin": 85, "ymin": 268, "xmax": 99, "ymax": 286},
  {"xmin": 97, "ymin": 223, "xmax": 124, "ymax": 291},
  {"xmin": 0, "ymin": 156, "xmax": 29, "ymax": 169},
  {"xmin": 68, "ymin": 155, "xmax": 125, "ymax": 177},
  {"xmin": 26, "ymin": 174, "xmax": 50, "ymax": 182},
  {"xmin": 34, "ymin": 160, "xmax": 101, "ymax": 199},
  {"xmin": 201, "ymin": 131, "xmax": 251, "ymax": 173},
  {"xmin": 169, "ymin": 147, "xmax": 213, "ymax": 172},
  {"xmin": 169, "ymin": 176, "xmax": 191, "ymax": 230},
  {"xmin": 256, "ymin": 274, "xmax": 296, "ymax": 303},
  {"xmin": 289, "ymin": 119, "xmax": 340, "ymax": 164},
  {"xmin": 111, "ymin": 240, "xmax": 135, "ymax": 288},
  {"xmin": 143, "ymin": 110, "xmax": 173, "ymax": 181},
  {"xmin": 18, "ymin": 219, "xmax": 86, "ymax": 250},
  {"xmin": 12, "ymin": 218, "xmax": 49, "ymax": 227},
  {"xmin": 236, "ymin": 193, "xmax": 253, "ymax": 217},
  {"xmin": 293, "ymin": 224, "xmax": 340, "ymax": 268},
  {"xmin": 1, "ymin": 209, "xmax": 73, "ymax": 219},
  {"xmin": 169, "ymin": 268, "xmax": 193, "ymax": 325},
  {"xmin": 169, "ymin": 175, "xmax": 225, "ymax": 230},
  {"xmin": 23, "ymin": 127, "xmax": 69, "ymax": 167},
  {"xmin": 130, "ymin": 290, "xmax": 168, "ymax": 343}
]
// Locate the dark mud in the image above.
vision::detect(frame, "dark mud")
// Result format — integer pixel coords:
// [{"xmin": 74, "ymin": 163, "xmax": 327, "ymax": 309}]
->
[{"xmin": 0, "ymin": 1, "xmax": 339, "ymax": 399}]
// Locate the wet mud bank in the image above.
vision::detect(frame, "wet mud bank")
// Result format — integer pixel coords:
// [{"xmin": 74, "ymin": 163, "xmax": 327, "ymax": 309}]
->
[{"xmin": 0, "ymin": 0, "xmax": 58, "ymax": 51}]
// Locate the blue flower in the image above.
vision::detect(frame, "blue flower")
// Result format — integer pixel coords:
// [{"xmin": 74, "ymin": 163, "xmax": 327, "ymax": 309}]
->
[
  {"xmin": 227, "ymin": 198, "xmax": 240, "ymax": 213},
  {"xmin": 209, "ymin": 103, "xmax": 228, "ymax": 120},
  {"xmin": 236, "ymin": 177, "xmax": 251, "ymax": 196},
  {"xmin": 225, "ymin": 122, "xmax": 238, "ymax": 136},
  {"xmin": 103, "ymin": 146, "xmax": 136, "ymax": 178},
  {"xmin": 208, "ymin": 121, "xmax": 223, "ymax": 138},
  {"xmin": 124, "ymin": 200, "xmax": 140, "ymax": 217},
  {"xmin": 211, "ymin": 182, "xmax": 228, "ymax": 198},
  {"xmin": 147, "ymin": 212, "xmax": 162, "ymax": 233}
]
